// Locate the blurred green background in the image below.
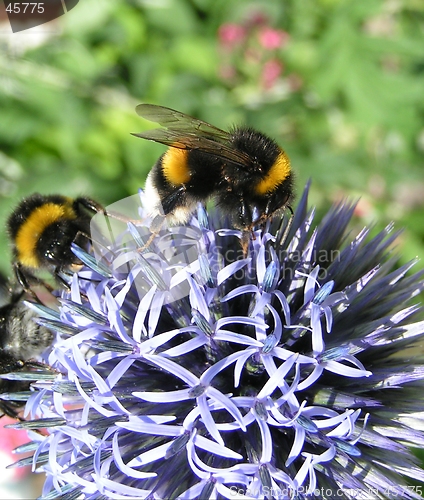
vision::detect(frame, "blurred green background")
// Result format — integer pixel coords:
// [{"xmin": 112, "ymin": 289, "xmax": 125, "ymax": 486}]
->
[
  {"xmin": 1, "ymin": 0, "xmax": 424, "ymax": 495},
  {"xmin": 0, "ymin": 0, "xmax": 423, "ymax": 276}
]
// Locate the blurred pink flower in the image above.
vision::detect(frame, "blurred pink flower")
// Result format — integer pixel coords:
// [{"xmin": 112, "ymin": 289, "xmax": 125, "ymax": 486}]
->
[
  {"xmin": 261, "ymin": 58, "xmax": 283, "ymax": 89},
  {"xmin": 258, "ymin": 27, "xmax": 289, "ymax": 50},
  {"xmin": 218, "ymin": 23, "xmax": 246, "ymax": 49}
]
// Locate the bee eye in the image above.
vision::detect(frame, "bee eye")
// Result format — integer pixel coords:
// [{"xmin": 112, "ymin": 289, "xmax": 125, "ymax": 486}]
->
[{"xmin": 44, "ymin": 250, "xmax": 56, "ymax": 262}]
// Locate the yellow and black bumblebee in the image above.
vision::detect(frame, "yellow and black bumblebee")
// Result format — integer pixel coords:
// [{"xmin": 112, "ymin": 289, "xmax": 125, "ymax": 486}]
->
[
  {"xmin": 133, "ymin": 104, "xmax": 294, "ymax": 252},
  {"xmin": 7, "ymin": 193, "xmax": 104, "ymax": 289}
]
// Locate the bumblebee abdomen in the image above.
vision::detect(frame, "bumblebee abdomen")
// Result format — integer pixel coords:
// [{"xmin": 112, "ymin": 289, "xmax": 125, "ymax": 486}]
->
[
  {"xmin": 1, "ymin": 301, "xmax": 53, "ymax": 360},
  {"xmin": 254, "ymin": 151, "xmax": 291, "ymax": 196},
  {"xmin": 229, "ymin": 127, "xmax": 291, "ymax": 195}
]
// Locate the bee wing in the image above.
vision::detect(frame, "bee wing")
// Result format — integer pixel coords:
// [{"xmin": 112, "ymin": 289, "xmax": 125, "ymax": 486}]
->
[
  {"xmin": 136, "ymin": 104, "xmax": 229, "ymax": 139},
  {"xmin": 134, "ymin": 104, "xmax": 252, "ymax": 167}
]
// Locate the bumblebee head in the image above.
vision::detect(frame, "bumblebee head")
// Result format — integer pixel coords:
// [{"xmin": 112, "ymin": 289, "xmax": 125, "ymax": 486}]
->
[{"xmin": 36, "ymin": 219, "xmax": 90, "ymax": 270}]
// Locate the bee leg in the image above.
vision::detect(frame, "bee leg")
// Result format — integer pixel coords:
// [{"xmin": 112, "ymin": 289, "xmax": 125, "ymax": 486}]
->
[
  {"xmin": 238, "ymin": 200, "xmax": 254, "ymax": 257},
  {"xmin": 254, "ymin": 198, "xmax": 277, "ymax": 230},
  {"xmin": 275, "ymin": 206, "xmax": 294, "ymax": 249},
  {"xmin": 72, "ymin": 228, "xmax": 93, "ymax": 248},
  {"xmin": 74, "ymin": 197, "xmax": 105, "ymax": 215},
  {"xmin": 74, "ymin": 199, "xmax": 142, "ymax": 256},
  {"xmin": 13, "ymin": 263, "xmax": 55, "ymax": 301},
  {"xmin": 241, "ymin": 230, "xmax": 253, "ymax": 258},
  {"xmin": 241, "ymin": 233, "xmax": 249, "ymax": 258},
  {"xmin": 150, "ymin": 214, "xmax": 166, "ymax": 233},
  {"xmin": 137, "ymin": 215, "xmax": 165, "ymax": 253},
  {"xmin": 77, "ymin": 196, "xmax": 153, "ymax": 230},
  {"xmin": 140, "ymin": 233, "xmax": 157, "ymax": 252},
  {"xmin": 0, "ymin": 402, "xmax": 25, "ymax": 421},
  {"xmin": 53, "ymin": 268, "xmax": 73, "ymax": 291},
  {"xmin": 13, "ymin": 263, "xmax": 31, "ymax": 291},
  {"xmin": 139, "ymin": 186, "xmax": 186, "ymax": 252}
]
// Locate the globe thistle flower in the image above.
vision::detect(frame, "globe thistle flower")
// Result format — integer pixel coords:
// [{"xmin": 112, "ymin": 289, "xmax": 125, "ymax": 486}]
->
[{"xmin": 8, "ymin": 184, "xmax": 424, "ymax": 499}]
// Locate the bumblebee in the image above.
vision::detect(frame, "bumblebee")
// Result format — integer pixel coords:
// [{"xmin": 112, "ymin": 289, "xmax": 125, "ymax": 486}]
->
[
  {"xmin": 133, "ymin": 104, "xmax": 294, "ymax": 252},
  {"xmin": 0, "ymin": 283, "xmax": 53, "ymax": 418},
  {"xmin": 7, "ymin": 193, "xmax": 104, "ymax": 289}
]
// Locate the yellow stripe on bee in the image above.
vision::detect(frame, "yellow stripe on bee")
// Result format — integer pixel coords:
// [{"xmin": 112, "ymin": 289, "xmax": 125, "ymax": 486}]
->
[
  {"xmin": 162, "ymin": 148, "xmax": 191, "ymax": 185},
  {"xmin": 16, "ymin": 202, "xmax": 76, "ymax": 268},
  {"xmin": 255, "ymin": 151, "xmax": 291, "ymax": 195}
]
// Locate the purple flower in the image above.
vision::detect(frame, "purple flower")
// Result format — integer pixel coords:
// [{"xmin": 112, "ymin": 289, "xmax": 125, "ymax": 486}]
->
[{"xmin": 10, "ymin": 184, "xmax": 424, "ymax": 499}]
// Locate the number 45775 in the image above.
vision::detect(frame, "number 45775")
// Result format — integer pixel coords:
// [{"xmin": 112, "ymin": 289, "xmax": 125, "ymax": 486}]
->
[{"xmin": 6, "ymin": 3, "xmax": 45, "ymax": 14}]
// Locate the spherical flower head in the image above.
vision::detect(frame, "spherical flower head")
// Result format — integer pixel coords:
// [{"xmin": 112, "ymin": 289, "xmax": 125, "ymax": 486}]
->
[{"xmin": 11, "ymin": 184, "xmax": 424, "ymax": 499}]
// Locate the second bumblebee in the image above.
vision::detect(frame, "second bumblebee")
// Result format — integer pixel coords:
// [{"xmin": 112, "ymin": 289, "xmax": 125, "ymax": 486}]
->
[
  {"xmin": 0, "ymin": 280, "xmax": 53, "ymax": 418},
  {"xmin": 7, "ymin": 193, "xmax": 104, "ymax": 289}
]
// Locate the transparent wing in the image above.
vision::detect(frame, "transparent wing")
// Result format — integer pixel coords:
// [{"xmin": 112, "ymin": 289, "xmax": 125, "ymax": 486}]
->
[
  {"xmin": 134, "ymin": 104, "xmax": 252, "ymax": 167},
  {"xmin": 136, "ymin": 104, "xmax": 229, "ymax": 139}
]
